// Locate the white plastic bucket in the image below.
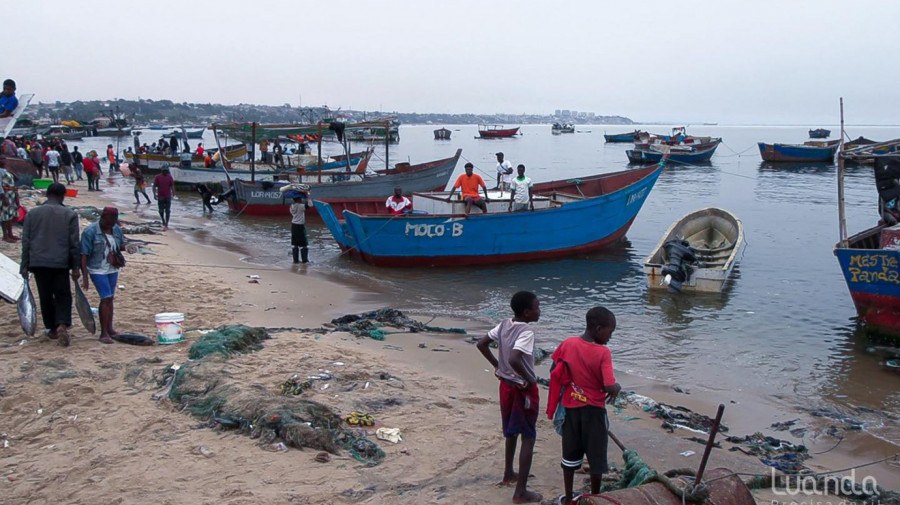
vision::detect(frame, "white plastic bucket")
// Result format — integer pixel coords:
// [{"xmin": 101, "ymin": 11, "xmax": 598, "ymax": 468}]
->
[{"xmin": 155, "ymin": 312, "xmax": 184, "ymax": 344}]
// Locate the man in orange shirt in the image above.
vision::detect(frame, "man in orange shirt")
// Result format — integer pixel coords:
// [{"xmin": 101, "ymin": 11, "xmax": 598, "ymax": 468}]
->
[{"xmin": 446, "ymin": 162, "xmax": 490, "ymax": 215}]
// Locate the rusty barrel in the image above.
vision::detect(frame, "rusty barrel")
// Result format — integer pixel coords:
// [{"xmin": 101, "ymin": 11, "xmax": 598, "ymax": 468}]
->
[{"xmin": 578, "ymin": 468, "xmax": 754, "ymax": 505}]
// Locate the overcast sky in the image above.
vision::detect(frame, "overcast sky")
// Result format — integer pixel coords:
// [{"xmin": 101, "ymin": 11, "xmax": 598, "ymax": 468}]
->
[{"xmin": 5, "ymin": 0, "xmax": 897, "ymax": 124}]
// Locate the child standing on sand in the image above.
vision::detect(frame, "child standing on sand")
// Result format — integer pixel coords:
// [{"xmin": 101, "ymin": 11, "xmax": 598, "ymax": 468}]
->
[
  {"xmin": 476, "ymin": 291, "xmax": 543, "ymax": 504},
  {"xmin": 546, "ymin": 306, "xmax": 622, "ymax": 505}
]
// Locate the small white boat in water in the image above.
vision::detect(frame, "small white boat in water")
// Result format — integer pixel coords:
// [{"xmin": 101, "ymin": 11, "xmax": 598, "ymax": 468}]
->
[{"xmin": 643, "ymin": 208, "xmax": 744, "ymax": 293}]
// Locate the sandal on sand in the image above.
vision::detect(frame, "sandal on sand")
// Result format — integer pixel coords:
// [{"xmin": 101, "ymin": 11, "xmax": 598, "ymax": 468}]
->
[
  {"xmin": 556, "ymin": 494, "xmax": 582, "ymax": 505},
  {"xmin": 98, "ymin": 335, "xmax": 114, "ymax": 344}
]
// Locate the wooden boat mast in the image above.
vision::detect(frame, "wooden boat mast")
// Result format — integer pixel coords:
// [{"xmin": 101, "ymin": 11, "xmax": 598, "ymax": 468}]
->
[
  {"xmin": 317, "ymin": 123, "xmax": 322, "ymax": 184},
  {"xmin": 250, "ymin": 122, "xmax": 257, "ymax": 183},
  {"xmin": 384, "ymin": 119, "xmax": 390, "ymax": 171},
  {"xmin": 211, "ymin": 124, "xmax": 233, "ymax": 184},
  {"xmin": 837, "ymin": 97, "xmax": 848, "ymax": 247}
]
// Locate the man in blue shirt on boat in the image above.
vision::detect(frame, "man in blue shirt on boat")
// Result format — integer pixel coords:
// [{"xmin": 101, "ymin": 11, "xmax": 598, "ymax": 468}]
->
[{"xmin": 0, "ymin": 79, "xmax": 19, "ymax": 118}]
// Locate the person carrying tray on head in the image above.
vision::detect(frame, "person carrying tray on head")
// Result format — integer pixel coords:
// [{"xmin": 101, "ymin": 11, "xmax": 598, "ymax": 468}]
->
[{"xmin": 289, "ymin": 185, "xmax": 312, "ymax": 264}]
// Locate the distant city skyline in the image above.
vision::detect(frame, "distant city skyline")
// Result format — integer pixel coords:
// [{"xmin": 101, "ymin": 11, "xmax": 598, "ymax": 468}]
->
[{"xmin": 5, "ymin": 0, "xmax": 897, "ymax": 125}]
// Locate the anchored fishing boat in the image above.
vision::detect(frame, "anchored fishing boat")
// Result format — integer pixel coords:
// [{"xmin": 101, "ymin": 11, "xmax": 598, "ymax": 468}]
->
[
  {"xmin": 169, "ymin": 152, "xmax": 370, "ymax": 188},
  {"xmin": 551, "ymin": 123, "xmax": 575, "ymax": 134},
  {"xmin": 644, "ymin": 207, "xmax": 744, "ymax": 292},
  {"xmin": 225, "ymin": 149, "xmax": 460, "ymax": 217},
  {"xmin": 314, "ymin": 164, "xmax": 662, "ymax": 267},
  {"xmin": 758, "ymin": 140, "xmax": 840, "ymax": 162},
  {"xmin": 433, "ymin": 127, "xmax": 451, "ymax": 140},
  {"xmin": 809, "ymin": 128, "xmax": 831, "ymax": 139},
  {"xmin": 604, "ymin": 130, "xmax": 641, "ymax": 143},
  {"xmin": 477, "ymin": 124, "xmax": 520, "ymax": 139},
  {"xmin": 126, "ymin": 143, "xmax": 249, "ymax": 173},
  {"xmin": 627, "ymin": 141, "xmax": 721, "ymax": 165},
  {"xmin": 834, "ymin": 99, "xmax": 900, "ymax": 338}
]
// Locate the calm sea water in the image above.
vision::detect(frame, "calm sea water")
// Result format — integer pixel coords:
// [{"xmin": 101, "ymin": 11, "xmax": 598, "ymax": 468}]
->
[{"xmin": 74, "ymin": 124, "xmax": 899, "ymax": 444}]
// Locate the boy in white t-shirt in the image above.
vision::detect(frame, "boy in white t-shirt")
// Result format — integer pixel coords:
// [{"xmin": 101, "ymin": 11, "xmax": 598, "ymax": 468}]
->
[{"xmin": 476, "ymin": 291, "xmax": 542, "ymax": 504}]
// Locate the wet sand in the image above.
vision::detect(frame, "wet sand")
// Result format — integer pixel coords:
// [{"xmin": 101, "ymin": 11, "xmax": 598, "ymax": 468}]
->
[{"xmin": 0, "ymin": 178, "xmax": 896, "ymax": 504}]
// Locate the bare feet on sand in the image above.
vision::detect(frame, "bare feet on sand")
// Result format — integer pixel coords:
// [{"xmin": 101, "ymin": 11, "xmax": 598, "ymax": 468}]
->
[
  {"xmin": 57, "ymin": 326, "xmax": 70, "ymax": 347},
  {"xmin": 98, "ymin": 335, "xmax": 114, "ymax": 344},
  {"xmin": 512, "ymin": 490, "xmax": 542, "ymax": 503},
  {"xmin": 496, "ymin": 472, "xmax": 517, "ymax": 487}
]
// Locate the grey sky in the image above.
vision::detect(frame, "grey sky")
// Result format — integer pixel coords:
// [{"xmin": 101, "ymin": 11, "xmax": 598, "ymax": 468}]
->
[{"xmin": 6, "ymin": 0, "xmax": 898, "ymax": 124}]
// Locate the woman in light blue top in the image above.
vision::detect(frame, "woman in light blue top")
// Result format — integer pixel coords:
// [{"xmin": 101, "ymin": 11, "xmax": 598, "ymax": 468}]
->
[{"xmin": 80, "ymin": 207, "xmax": 126, "ymax": 344}]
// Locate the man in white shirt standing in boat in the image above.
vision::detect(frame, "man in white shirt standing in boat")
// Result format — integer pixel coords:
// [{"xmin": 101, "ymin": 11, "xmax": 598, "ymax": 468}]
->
[
  {"xmin": 496, "ymin": 152, "xmax": 514, "ymax": 192},
  {"xmin": 508, "ymin": 164, "xmax": 534, "ymax": 212}
]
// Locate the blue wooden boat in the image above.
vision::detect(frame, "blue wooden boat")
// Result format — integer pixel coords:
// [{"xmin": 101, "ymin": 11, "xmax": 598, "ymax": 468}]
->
[
  {"xmin": 834, "ymin": 225, "xmax": 900, "ymax": 337},
  {"xmin": 626, "ymin": 141, "xmax": 720, "ymax": 165},
  {"xmin": 314, "ymin": 164, "xmax": 662, "ymax": 267},
  {"xmin": 758, "ymin": 141, "xmax": 839, "ymax": 162},
  {"xmin": 604, "ymin": 130, "xmax": 640, "ymax": 143}
]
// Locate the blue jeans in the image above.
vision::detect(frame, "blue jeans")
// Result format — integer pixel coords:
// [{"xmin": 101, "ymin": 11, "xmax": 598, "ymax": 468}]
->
[{"xmin": 90, "ymin": 271, "xmax": 119, "ymax": 300}]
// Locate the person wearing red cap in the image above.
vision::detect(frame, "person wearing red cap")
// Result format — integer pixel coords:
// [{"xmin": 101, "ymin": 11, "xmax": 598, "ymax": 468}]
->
[{"xmin": 80, "ymin": 206, "xmax": 126, "ymax": 344}]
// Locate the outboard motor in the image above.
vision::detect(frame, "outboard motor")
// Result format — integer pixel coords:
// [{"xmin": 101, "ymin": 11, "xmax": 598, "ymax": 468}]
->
[{"xmin": 660, "ymin": 239, "xmax": 697, "ymax": 292}]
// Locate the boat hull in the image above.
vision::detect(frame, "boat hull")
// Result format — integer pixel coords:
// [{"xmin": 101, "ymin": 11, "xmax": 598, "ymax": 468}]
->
[
  {"xmin": 0, "ymin": 156, "xmax": 40, "ymax": 185},
  {"xmin": 315, "ymin": 165, "xmax": 662, "ymax": 267},
  {"xmin": 478, "ymin": 127, "xmax": 520, "ymax": 138},
  {"xmin": 127, "ymin": 144, "xmax": 249, "ymax": 173},
  {"xmin": 94, "ymin": 127, "xmax": 133, "ymax": 137},
  {"xmin": 226, "ymin": 149, "xmax": 461, "ymax": 217},
  {"xmin": 758, "ymin": 142, "xmax": 838, "ymax": 162},
  {"xmin": 835, "ymin": 226, "xmax": 900, "ymax": 336},
  {"xmin": 643, "ymin": 207, "xmax": 744, "ymax": 293},
  {"xmin": 627, "ymin": 143, "xmax": 720, "ymax": 165},
  {"xmin": 604, "ymin": 132, "xmax": 638, "ymax": 143},
  {"xmin": 169, "ymin": 155, "xmax": 367, "ymax": 189},
  {"xmin": 809, "ymin": 129, "xmax": 831, "ymax": 139}
]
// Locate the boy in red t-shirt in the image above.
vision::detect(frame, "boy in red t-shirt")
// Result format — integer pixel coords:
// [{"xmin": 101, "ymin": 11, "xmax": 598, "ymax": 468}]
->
[
  {"xmin": 476, "ymin": 291, "xmax": 542, "ymax": 504},
  {"xmin": 546, "ymin": 307, "xmax": 621, "ymax": 504}
]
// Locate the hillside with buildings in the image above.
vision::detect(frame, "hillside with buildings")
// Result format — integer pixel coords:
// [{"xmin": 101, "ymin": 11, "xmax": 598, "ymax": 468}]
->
[{"xmin": 15, "ymin": 98, "xmax": 634, "ymax": 127}]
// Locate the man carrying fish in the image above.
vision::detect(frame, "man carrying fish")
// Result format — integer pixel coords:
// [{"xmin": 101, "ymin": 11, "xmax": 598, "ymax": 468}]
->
[{"xmin": 19, "ymin": 183, "xmax": 81, "ymax": 346}]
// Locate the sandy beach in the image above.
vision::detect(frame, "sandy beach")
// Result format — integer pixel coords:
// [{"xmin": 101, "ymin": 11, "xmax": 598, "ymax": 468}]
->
[{"xmin": 1, "ymin": 180, "xmax": 897, "ymax": 505}]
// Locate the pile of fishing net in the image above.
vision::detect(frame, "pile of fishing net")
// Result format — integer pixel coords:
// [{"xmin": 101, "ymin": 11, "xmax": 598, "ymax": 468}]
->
[
  {"xmin": 591, "ymin": 449, "xmax": 708, "ymax": 502},
  {"xmin": 166, "ymin": 324, "xmax": 385, "ymax": 466},
  {"xmin": 329, "ymin": 308, "xmax": 466, "ymax": 340},
  {"xmin": 187, "ymin": 324, "xmax": 270, "ymax": 359}
]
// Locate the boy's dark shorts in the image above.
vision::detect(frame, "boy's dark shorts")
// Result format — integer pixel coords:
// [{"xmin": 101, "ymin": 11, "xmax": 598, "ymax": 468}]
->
[
  {"xmin": 499, "ymin": 380, "xmax": 539, "ymax": 439},
  {"xmin": 561, "ymin": 405, "xmax": 609, "ymax": 474}
]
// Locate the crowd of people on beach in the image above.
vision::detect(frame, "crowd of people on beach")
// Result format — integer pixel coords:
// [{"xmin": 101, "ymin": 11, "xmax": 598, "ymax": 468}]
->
[{"xmin": 0, "ymin": 135, "xmax": 103, "ymax": 186}]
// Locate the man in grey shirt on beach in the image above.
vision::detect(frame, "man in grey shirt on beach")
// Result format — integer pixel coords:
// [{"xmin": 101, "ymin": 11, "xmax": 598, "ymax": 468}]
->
[{"xmin": 20, "ymin": 183, "xmax": 81, "ymax": 346}]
